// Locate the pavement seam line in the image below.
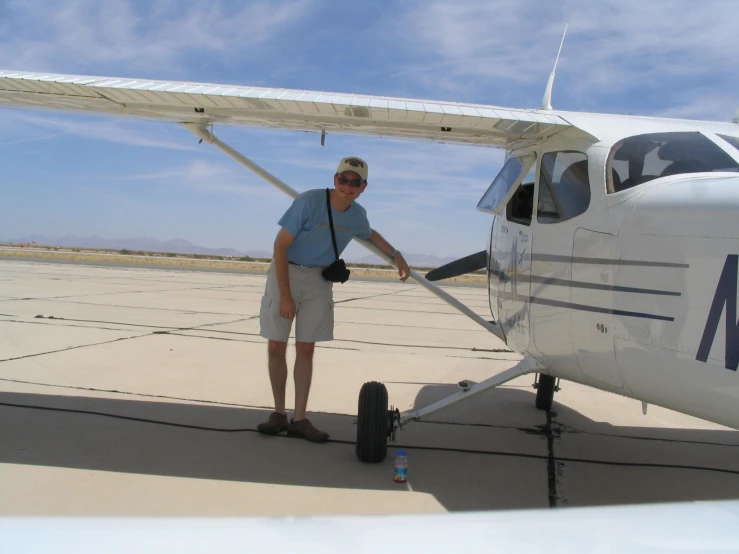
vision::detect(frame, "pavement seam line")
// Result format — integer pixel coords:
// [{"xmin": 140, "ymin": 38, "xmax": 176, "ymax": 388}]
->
[
  {"xmin": 333, "ymin": 288, "xmax": 428, "ymax": 305},
  {"xmin": 545, "ymin": 410, "xmax": 562, "ymax": 508},
  {"xmin": 0, "ymin": 335, "xmax": 151, "ymax": 363},
  {"xmin": 31, "ymin": 298, "xmax": 250, "ymax": 317},
  {"xmin": 4, "ymin": 319, "xmax": 147, "ymax": 333},
  {"xmin": 415, "ymin": 418, "xmax": 739, "ymax": 448}
]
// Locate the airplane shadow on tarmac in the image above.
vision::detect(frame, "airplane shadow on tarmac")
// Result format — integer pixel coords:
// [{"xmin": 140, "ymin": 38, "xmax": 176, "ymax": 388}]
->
[{"xmin": 1, "ymin": 385, "xmax": 739, "ymax": 513}]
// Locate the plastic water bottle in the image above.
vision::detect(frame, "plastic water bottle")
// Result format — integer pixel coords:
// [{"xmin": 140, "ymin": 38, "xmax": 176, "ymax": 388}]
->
[{"xmin": 393, "ymin": 450, "xmax": 408, "ymax": 483}]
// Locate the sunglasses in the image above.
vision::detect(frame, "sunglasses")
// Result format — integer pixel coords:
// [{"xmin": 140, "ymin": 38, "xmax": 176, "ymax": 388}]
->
[{"xmin": 337, "ymin": 174, "xmax": 364, "ymax": 188}]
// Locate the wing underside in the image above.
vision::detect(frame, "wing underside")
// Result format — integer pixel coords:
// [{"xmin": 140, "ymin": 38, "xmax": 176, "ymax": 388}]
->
[{"xmin": 0, "ymin": 70, "xmax": 593, "ymax": 148}]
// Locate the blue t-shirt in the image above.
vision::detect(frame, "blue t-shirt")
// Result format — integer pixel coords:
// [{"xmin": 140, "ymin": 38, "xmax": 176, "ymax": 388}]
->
[{"xmin": 277, "ymin": 188, "xmax": 372, "ymax": 267}]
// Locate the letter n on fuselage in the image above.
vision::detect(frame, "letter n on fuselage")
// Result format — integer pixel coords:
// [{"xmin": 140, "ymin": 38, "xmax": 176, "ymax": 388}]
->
[{"xmin": 697, "ymin": 255, "xmax": 739, "ymax": 371}]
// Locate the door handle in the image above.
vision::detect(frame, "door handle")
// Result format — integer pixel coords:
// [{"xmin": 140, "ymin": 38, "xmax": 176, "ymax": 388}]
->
[{"xmin": 501, "ymin": 225, "xmax": 508, "ymax": 233}]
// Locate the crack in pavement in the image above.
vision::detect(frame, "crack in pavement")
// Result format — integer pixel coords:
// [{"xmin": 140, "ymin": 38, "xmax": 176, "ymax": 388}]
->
[
  {"xmin": 327, "ymin": 337, "xmax": 509, "ymax": 352},
  {"xmin": 418, "ymin": 418, "xmax": 739, "ymax": 448},
  {"xmin": 4, "ymin": 312, "xmax": 495, "ymax": 336},
  {"xmin": 17, "ymin": 314, "xmax": 255, "ymax": 332},
  {"xmin": 0, "ymin": 378, "xmax": 334, "ymax": 412},
  {"xmin": 334, "ymin": 289, "xmax": 423, "ymax": 305},
  {"xmin": 0, "ymin": 284, "xmax": 246, "ymax": 303},
  {"xmin": 4, "ymin": 319, "xmax": 149, "ymax": 333},
  {"xmin": 0, "ymin": 314, "xmax": 270, "ymax": 364},
  {"xmin": 331, "ymin": 305, "xmax": 480, "ymax": 316},
  {"xmin": 165, "ymin": 331, "xmax": 360, "ymax": 350},
  {"xmin": 442, "ymin": 354, "xmax": 517, "ymax": 360},
  {"xmin": 1, "ymin": 268, "xmax": 265, "ymax": 288},
  {"xmin": 174, "ymin": 331, "xmax": 500, "ymax": 353},
  {"xmin": 27, "ymin": 298, "xmax": 249, "ymax": 317},
  {"xmin": 5, "ymin": 314, "xmax": 253, "ymax": 334},
  {"xmin": 336, "ymin": 319, "xmax": 491, "ymax": 332},
  {"xmin": 188, "ymin": 316, "xmax": 258, "ymax": 329},
  {"xmin": 21, "ymin": 314, "xmax": 502, "ymax": 354},
  {"xmin": 0, "ymin": 335, "xmax": 150, "ymax": 363},
  {"xmin": 349, "ymin": 296, "xmax": 490, "ymax": 309},
  {"xmin": 29, "ymin": 316, "xmax": 187, "ymax": 330},
  {"xmin": 543, "ymin": 410, "xmax": 564, "ymax": 507}
]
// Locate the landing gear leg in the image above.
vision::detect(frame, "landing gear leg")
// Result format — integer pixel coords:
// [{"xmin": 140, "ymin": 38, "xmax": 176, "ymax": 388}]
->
[{"xmin": 533, "ymin": 373, "xmax": 559, "ymax": 411}]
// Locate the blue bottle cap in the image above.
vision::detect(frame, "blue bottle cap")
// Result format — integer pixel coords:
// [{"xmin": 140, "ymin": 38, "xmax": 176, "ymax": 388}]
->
[{"xmin": 397, "ymin": 449, "xmax": 406, "ymax": 456}]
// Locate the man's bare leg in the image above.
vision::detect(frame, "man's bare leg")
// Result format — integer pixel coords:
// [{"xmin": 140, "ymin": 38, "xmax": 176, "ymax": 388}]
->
[
  {"xmin": 293, "ymin": 341, "xmax": 315, "ymax": 421},
  {"xmin": 267, "ymin": 340, "xmax": 288, "ymax": 414}
]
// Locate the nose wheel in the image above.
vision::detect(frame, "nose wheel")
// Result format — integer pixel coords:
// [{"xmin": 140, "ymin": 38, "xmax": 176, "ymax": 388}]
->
[{"xmin": 356, "ymin": 381, "xmax": 398, "ymax": 463}]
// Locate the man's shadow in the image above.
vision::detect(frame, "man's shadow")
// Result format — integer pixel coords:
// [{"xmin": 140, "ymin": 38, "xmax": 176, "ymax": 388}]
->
[{"xmin": 2, "ymin": 384, "xmax": 739, "ymax": 513}]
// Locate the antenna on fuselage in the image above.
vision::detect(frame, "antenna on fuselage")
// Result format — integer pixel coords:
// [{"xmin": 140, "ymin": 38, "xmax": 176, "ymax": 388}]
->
[{"xmin": 540, "ymin": 21, "xmax": 569, "ymax": 111}]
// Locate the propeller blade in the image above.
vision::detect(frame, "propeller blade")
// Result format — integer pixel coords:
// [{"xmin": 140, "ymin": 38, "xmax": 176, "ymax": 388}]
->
[{"xmin": 425, "ymin": 250, "xmax": 487, "ymax": 281}]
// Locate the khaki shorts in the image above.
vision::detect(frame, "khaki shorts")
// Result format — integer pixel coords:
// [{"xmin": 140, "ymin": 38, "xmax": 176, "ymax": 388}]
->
[{"xmin": 259, "ymin": 261, "xmax": 335, "ymax": 343}]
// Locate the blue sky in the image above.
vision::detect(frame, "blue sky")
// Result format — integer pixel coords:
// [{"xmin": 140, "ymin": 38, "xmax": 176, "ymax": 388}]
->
[{"xmin": 1, "ymin": 0, "xmax": 738, "ymax": 260}]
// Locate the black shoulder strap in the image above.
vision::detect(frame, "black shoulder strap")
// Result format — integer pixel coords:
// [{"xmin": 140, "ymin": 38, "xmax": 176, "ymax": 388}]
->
[{"xmin": 325, "ymin": 188, "xmax": 339, "ymax": 260}]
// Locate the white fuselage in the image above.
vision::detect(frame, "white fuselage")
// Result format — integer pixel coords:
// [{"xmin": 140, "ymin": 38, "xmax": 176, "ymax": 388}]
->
[{"xmin": 484, "ymin": 121, "xmax": 739, "ymax": 429}]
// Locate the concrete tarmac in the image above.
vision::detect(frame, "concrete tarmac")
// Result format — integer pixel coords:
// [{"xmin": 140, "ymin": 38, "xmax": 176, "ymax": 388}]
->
[{"xmin": 1, "ymin": 258, "xmax": 738, "ymax": 517}]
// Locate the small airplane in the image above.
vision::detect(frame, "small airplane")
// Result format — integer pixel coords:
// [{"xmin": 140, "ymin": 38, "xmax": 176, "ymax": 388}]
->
[{"xmin": 1, "ymin": 33, "xmax": 738, "ymax": 465}]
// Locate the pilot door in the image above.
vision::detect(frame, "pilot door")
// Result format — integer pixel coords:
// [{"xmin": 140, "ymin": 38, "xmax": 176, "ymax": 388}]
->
[{"xmin": 477, "ymin": 154, "xmax": 536, "ymax": 350}]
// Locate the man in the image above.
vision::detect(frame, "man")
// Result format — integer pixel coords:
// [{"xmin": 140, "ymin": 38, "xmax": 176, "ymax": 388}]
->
[{"xmin": 257, "ymin": 156, "xmax": 410, "ymax": 442}]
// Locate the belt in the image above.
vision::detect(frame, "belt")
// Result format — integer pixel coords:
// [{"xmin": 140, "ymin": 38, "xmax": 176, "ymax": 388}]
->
[{"xmin": 288, "ymin": 261, "xmax": 315, "ymax": 268}]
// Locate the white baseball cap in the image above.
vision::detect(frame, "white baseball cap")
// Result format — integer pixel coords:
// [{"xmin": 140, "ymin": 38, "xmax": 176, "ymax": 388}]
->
[{"xmin": 336, "ymin": 156, "xmax": 368, "ymax": 181}]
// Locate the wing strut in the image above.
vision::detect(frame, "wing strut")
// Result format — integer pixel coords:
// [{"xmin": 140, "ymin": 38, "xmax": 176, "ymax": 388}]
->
[{"xmin": 182, "ymin": 123, "xmax": 504, "ymax": 341}]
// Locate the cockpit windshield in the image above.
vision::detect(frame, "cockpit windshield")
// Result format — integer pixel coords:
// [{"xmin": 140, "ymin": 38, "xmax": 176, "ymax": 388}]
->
[
  {"xmin": 608, "ymin": 132, "xmax": 739, "ymax": 193},
  {"xmin": 476, "ymin": 154, "xmax": 535, "ymax": 214}
]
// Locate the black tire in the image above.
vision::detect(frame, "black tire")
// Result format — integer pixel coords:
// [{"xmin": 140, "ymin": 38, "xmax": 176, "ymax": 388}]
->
[
  {"xmin": 535, "ymin": 374, "xmax": 555, "ymax": 411},
  {"xmin": 356, "ymin": 381, "xmax": 389, "ymax": 463}
]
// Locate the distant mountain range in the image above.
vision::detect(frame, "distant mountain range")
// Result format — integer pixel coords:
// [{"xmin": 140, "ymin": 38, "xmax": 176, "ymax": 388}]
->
[{"xmin": 2, "ymin": 234, "xmax": 458, "ymax": 268}]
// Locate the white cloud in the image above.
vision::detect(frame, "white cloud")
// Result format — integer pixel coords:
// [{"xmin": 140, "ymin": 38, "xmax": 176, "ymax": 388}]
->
[
  {"xmin": 117, "ymin": 158, "xmax": 288, "ymax": 199},
  {"xmin": 9, "ymin": 112, "xmax": 198, "ymax": 151},
  {"xmin": 0, "ymin": 0, "xmax": 311, "ymax": 75},
  {"xmin": 0, "ymin": 132, "xmax": 61, "ymax": 146},
  {"xmin": 247, "ymin": 132, "xmax": 504, "ymax": 206},
  {"xmin": 653, "ymin": 90, "xmax": 739, "ymax": 123},
  {"xmin": 381, "ymin": 0, "xmax": 739, "ymax": 120}
]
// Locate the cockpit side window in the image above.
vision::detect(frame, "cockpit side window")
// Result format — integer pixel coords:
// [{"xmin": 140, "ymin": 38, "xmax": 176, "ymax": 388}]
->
[
  {"xmin": 506, "ymin": 163, "xmax": 536, "ymax": 226},
  {"xmin": 607, "ymin": 132, "xmax": 739, "ymax": 193},
  {"xmin": 537, "ymin": 151, "xmax": 590, "ymax": 224},
  {"xmin": 718, "ymin": 134, "xmax": 739, "ymax": 153}
]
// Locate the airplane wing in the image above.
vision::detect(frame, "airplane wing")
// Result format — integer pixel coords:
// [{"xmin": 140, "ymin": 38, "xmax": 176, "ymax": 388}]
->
[
  {"xmin": 4, "ymin": 500, "xmax": 739, "ymax": 552},
  {"xmin": 0, "ymin": 68, "xmax": 592, "ymax": 337},
  {"xmin": 0, "ymin": 70, "xmax": 595, "ymax": 149}
]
